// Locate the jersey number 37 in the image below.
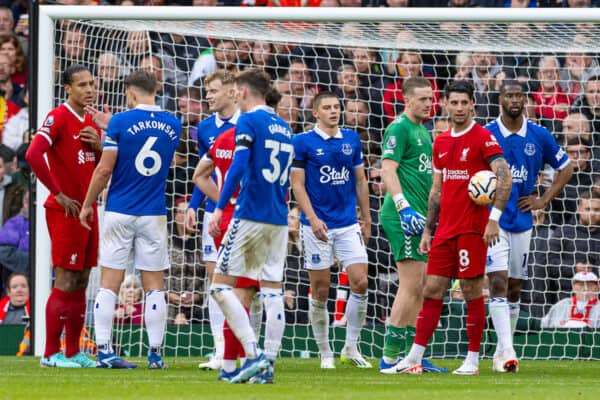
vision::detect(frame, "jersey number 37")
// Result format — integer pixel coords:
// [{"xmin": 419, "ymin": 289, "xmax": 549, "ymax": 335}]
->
[{"xmin": 262, "ymin": 139, "xmax": 293, "ymax": 185}]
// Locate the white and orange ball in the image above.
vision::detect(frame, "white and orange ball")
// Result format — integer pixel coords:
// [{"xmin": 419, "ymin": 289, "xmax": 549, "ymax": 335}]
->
[{"xmin": 468, "ymin": 170, "xmax": 497, "ymax": 206}]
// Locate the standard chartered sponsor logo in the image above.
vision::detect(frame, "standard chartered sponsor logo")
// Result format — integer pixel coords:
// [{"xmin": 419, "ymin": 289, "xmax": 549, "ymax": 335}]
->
[
  {"xmin": 442, "ymin": 168, "xmax": 469, "ymax": 181},
  {"xmin": 320, "ymin": 165, "xmax": 350, "ymax": 185},
  {"xmin": 418, "ymin": 153, "xmax": 432, "ymax": 173}
]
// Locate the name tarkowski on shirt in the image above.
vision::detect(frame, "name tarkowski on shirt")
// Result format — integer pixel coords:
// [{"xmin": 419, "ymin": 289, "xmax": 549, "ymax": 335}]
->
[{"xmin": 127, "ymin": 120, "xmax": 178, "ymax": 141}]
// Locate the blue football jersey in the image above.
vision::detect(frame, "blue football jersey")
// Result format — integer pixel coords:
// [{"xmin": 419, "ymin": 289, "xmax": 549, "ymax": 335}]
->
[
  {"xmin": 191, "ymin": 111, "xmax": 240, "ymax": 212},
  {"xmin": 486, "ymin": 117, "xmax": 570, "ymax": 232},
  {"xmin": 104, "ymin": 105, "xmax": 181, "ymax": 216},
  {"xmin": 292, "ymin": 127, "xmax": 363, "ymax": 229},
  {"xmin": 233, "ymin": 106, "xmax": 292, "ymax": 225}
]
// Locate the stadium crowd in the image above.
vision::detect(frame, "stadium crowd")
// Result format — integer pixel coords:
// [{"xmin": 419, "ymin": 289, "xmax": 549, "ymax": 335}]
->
[{"xmin": 0, "ymin": 0, "xmax": 599, "ymax": 350}]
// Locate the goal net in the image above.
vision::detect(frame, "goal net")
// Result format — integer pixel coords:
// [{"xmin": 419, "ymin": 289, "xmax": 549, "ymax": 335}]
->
[{"xmin": 36, "ymin": 6, "xmax": 600, "ymax": 360}]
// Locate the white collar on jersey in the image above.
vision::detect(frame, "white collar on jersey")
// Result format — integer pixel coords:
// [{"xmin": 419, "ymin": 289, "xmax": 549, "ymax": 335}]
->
[
  {"xmin": 450, "ymin": 120, "xmax": 475, "ymax": 137},
  {"xmin": 314, "ymin": 125, "xmax": 343, "ymax": 140},
  {"xmin": 496, "ymin": 115, "xmax": 527, "ymax": 138},
  {"xmin": 247, "ymin": 104, "xmax": 275, "ymax": 114},
  {"xmin": 135, "ymin": 104, "xmax": 161, "ymax": 112},
  {"xmin": 63, "ymin": 102, "xmax": 85, "ymax": 123},
  {"xmin": 215, "ymin": 109, "xmax": 240, "ymax": 128}
]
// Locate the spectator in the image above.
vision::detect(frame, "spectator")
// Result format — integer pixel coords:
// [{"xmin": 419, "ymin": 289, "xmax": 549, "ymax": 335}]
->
[
  {"xmin": 277, "ymin": 93, "xmax": 301, "ymax": 133},
  {"xmin": 500, "ymin": 23, "xmax": 538, "ymax": 84},
  {"xmin": 188, "ymin": 38, "xmax": 237, "ymax": 87},
  {"xmin": 286, "ymin": 58, "xmax": 318, "ymax": 127},
  {"xmin": 166, "ymin": 137, "xmax": 198, "ymax": 217},
  {"xmin": 60, "ymin": 25, "xmax": 88, "ymax": 67},
  {"xmin": 343, "ymin": 98, "xmax": 382, "ymax": 168},
  {"xmin": 548, "ymin": 137, "xmax": 599, "ymax": 226},
  {"xmin": 454, "ymin": 52, "xmax": 472, "ymax": 80},
  {"xmin": 140, "ymin": 54, "xmax": 177, "ymax": 112},
  {"xmin": 560, "ymin": 48, "xmax": 600, "ymax": 102},
  {"xmin": 0, "ymin": 189, "xmax": 28, "ymax": 284},
  {"xmin": 468, "ymin": 50, "xmax": 504, "ymax": 122},
  {"xmin": 283, "ymin": 205, "xmax": 309, "ymax": 324},
  {"xmin": 571, "ymin": 74, "xmax": 600, "ymax": 138},
  {"xmin": 95, "ymin": 52, "xmax": 126, "ymax": 112},
  {"xmin": 151, "ymin": 32, "xmax": 210, "ymax": 77},
  {"xmin": 0, "ymin": 7, "xmax": 14, "ymax": 37},
  {"xmin": 366, "ymin": 160, "xmax": 396, "ymax": 323},
  {"xmin": 533, "ymin": 56, "xmax": 571, "ymax": 129},
  {"xmin": 545, "ymin": 191, "xmax": 600, "ymax": 306},
  {"xmin": 382, "ymin": 50, "xmax": 440, "ymax": 125},
  {"xmin": 335, "ymin": 64, "xmax": 366, "ymax": 104},
  {"xmin": 0, "ymin": 272, "xmax": 29, "ymax": 325},
  {"xmin": 2, "ymin": 85, "xmax": 27, "ymax": 151},
  {"xmin": 0, "ymin": 34, "xmax": 27, "ymax": 88},
  {"xmin": 250, "ymin": 40, "xmax": 279, "ymax": 80},
  {"xmin": 0, "ymin": 53, "xmax": 20, "ymax": 134},
  {"xmin": 432, "ymin": 117, "xmax": 450, "ymax": 140},
  {"xmin": 560, "ymin": 112, "xmax": 592, "ymax": 145},
  {"xmin": 166, "ymin": 197, "xmax": 204, "ymax": 325},
  {"xmin": 177, "ymin": 86, "xmax": 205, "ymax": 146},
  {"xmin": 541, "ymin": 271, "xmax": 600, "ymax": 328},
  {"xmin": 115, "ymin": 274, "xmax": 144, "ymax": 326}
]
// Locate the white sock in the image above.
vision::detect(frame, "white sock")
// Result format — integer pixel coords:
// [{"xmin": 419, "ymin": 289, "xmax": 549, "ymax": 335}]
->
[
  {"xmin": 249, "ymin": 293, "xmax": 263, "ymax": 340},
  {"xmin": 465, "ymin": 351, "xmax": 480, "ymax": 366},
  {"xmin": 222, "ymin": 359, "xmax": 237, "ymax": 373},
  {"xmin": 344, "ymin": 292, "xmax": 367, "ymax": 350},
  {"xmin": 309, "ymin": 299, "xmax": 332, "ymax": 357},
  {"xmin": 211, "ymin": 284, "xmax": 258, "ymax": 359},
  {"xmin": 406, "ymin": 344, "xmax": 426, "ymax": 363},
  {"xmin": 509, "ymin": 301, "xmax": 520, "ymax": 334},
  {"xmin": 489, "ymin": 297, "xmax": 513, "ymax": 353},
  {"xmin": 208, "ymin": 295, "xmax": 225, "ymax": 359},
  {"xmin": 262, "ymin": 287, "xmax": 285, "ymax": 362},
  {"xmin": 94, "ymin": 288, "xmax": 117, "ymax": 352},
  {"xmin": 145, "ymin": 290, "xmax": 167, "ymax": 350}
]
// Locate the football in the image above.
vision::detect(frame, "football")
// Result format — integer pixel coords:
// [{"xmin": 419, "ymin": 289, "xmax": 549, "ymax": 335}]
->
[{"xmin": 468, "ymin": 170, "xmax": 497, "ymax": 206}]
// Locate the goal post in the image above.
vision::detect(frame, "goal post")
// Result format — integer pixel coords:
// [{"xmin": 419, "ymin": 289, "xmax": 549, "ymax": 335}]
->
[{"xmin": 35, "ymin": 5, "xmax": 600, "ymax": 359}]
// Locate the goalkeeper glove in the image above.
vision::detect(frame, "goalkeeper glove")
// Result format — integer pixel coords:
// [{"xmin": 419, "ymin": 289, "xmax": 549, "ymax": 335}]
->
[{"xmin": 394, "ymin": 193, "xmax": 426, "ymax": 236}]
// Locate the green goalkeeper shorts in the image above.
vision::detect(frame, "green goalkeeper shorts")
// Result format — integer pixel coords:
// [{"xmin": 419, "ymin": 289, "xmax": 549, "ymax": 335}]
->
[{"xmin": 380, "ymin": 215, "xmax": 427, "ymax": 263}]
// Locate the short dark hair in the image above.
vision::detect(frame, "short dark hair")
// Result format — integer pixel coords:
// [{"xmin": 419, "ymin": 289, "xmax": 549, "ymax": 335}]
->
[
  {"xmin": 124, "ymin": 70, "xmax": 158, "ymax": 95},
  {"xmin": 500, "ymin": 79, "xmax": 525, "ymax": 94},
  {"xmin": 235, "ymin": 68, "xmax": 271, "ymax": 98},
  {"xmin": 403, "ymin": 76, "xmax": 432, "ymax": 97},
  {"xmin": 585, "ymin": 74, "xmax": 600, "ymax": 89},
  {"xmin": 445, "ymin": 80, "xmax": 475, "ymax": 101},
  {"xmin": 177, "ymin": 86, "xmax": 201, "ymax": 100},
  {"xmin": 566, "ymin": 136, "xmax": 591, "ymax": 148},
  {"xmin": 0, "ymin": 144, "xmax": 15, "ymax": 165},
  {"xmin": 265, "ymin": 87, "xmax": 282, "ymax": 109},
  {"xmin": 63, "ymin": 64, "xmax": 90, "ymax": 85},
  {"xmin": 313, "ymin": 90, "xmax": 339, "ymax": 110}
]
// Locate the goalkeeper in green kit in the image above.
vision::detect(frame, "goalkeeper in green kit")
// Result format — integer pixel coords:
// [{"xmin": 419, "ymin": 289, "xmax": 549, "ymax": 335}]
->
[{"xmin": 379, "ymin": 76, "xmax": 447, "ymax": 373}]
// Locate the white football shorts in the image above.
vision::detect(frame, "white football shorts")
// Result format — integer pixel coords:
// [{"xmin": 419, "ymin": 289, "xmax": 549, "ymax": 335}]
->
[
  {"xmin": 202, "ymin": 211, "xmax": 217, "ymax": 263},
  {"xmin": 215, "ymin": 219, "xmax": 288, "ymax": 282},
  {"xmin": 301, "ymin": 223, "xmax": 368, "ymax": 271},
  {"xmin": 486, "ymin": 227, "xmax": 532, "ymax": 279},
  {"xmin": 99, "ymin": 211, "xmax": 169, "ymax": 272}
]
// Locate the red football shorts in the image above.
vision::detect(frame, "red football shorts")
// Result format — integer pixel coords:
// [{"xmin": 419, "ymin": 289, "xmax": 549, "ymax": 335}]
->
[
  {"xmin": 426, "ymin": 233, "xmax": 486, "ymax": 279},
  {"xmin": 235, "ymin": 277, "xmax": 260, "ymax": 290},
  {"xmin": 46, "ymin": 206, "xmax": 99, "ymax": 271}
]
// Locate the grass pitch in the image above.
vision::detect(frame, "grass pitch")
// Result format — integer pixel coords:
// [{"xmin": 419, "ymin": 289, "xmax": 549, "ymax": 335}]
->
[{"xmin": 2, "ymin": 356, "xmax": 599, "ymax": 400}]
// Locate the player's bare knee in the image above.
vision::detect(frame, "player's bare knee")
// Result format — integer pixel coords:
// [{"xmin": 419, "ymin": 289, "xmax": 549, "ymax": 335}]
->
[
  {"xmin": 422, "ymin": 283, "xmax": 445, "ymax": 300},
  {"xmin": 488, "ymin": 274, "xmax": 508, "ymax": 297},
  {"xmin": 350, "ymin": 276, "xmax": 368, "ymax": 295},
  {"xmin": 313, "ymin": 286, "xmax": 329, "ymax": 302}
]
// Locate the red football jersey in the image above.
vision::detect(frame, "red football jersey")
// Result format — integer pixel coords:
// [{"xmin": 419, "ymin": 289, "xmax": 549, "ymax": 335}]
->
[
  {"xmin": 36, "ymin": 103, "xmax": 101, "ymax": 211},
  {"xmin": 432, "ymin": 122, "xmax": 503, "ymax": 239}
]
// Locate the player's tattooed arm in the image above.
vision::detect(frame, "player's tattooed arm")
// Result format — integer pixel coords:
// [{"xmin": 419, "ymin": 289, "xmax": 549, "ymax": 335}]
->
[
  {"xmin": 490, "ymin": 156, "xmax": 512, "ymax": 211},
  {"xmin": 425, "ymin": 172, "xmax": 442, "ymax": 232}
]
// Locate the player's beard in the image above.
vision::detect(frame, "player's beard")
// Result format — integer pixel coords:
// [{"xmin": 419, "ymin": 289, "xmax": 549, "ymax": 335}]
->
[{"xmin": 503, "ymin": 105, "xmax": 523, "ymax": 120}]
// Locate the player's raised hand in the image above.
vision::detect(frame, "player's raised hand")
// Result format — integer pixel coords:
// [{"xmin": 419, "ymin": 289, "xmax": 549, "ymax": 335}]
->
[
  {"xmin": 208, "ymin": 208, "xmax": 223, "ymax": 238},
  {"xmin": 483, "ymin": 219, "xmax": 500, "ymax": 247},
  {"xmin": 85, "ymin": 104, "xmax": 112, "ymax": 131},
  {"xmin": 310, "ymin": 217, "xmax": 328, "ymax": 242},
  {"xmin": 55, "ymin": 193, "xmax": 81, "ymax": 218},
  {"xmin": 419, "ymin": 229, "xmax": 432, "ymax": 254},
  {"xmin": 185, "ymin": 208, "xmax": 198, "ymax": 233},
  {"xmin": 79, "ymin": 126, "xmax": 102, "ymax": 151},
  {"xmin": 517, "ymin": 194, "xmax": 546, "ymax": 212},
  {"xmin": 79, "ymin": 204, "xmax": 94, "ymax": 230}
]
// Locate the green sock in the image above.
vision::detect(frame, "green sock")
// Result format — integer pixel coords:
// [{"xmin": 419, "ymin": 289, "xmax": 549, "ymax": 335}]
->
[
  {"xmin": 383, "ymin": 325, "xmax": 406, "ymax": 361},
  {"xmin": 404, "ymin": 326, "xmax": 416, "ymax": 355}
]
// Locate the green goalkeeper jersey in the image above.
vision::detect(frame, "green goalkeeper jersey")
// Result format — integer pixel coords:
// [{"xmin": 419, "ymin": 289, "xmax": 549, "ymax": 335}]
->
[{"xmin": 380, "ymin": 114, "xmax": 432, "ymax": 219}]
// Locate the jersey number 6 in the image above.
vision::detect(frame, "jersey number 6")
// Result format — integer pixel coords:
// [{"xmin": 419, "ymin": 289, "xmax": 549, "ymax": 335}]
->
[{"xmin": 135, "ymin": 137, "xmax": 161, "ymax": 176}]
